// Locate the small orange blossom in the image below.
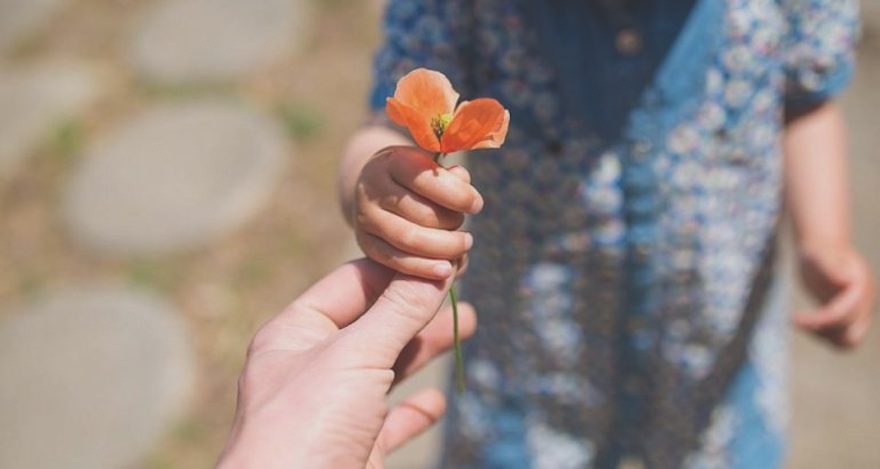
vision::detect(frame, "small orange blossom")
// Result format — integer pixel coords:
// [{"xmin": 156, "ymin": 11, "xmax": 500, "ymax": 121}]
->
[
  {"xmin": 386, "ymin": 68, "xmax": 509, "ymax": 154},
  {"xmin": 384, "ymin": 68, "xmax": 510, "ymax": 394}
]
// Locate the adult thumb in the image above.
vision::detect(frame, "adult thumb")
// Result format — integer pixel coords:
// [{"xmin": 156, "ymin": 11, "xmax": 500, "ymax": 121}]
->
[{"xmin": 342, "ymin": 273, "xmax": 451, "ymax": 369}]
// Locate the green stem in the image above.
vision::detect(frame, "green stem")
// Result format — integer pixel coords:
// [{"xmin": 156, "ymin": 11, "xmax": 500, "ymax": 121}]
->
[
  {"xmin": 450, "ymin": 284, "xmax": 465, "ymax": 394},
  {"xmin": 434, "ymin": 152, "xmax": 465, "ymax": 394}
]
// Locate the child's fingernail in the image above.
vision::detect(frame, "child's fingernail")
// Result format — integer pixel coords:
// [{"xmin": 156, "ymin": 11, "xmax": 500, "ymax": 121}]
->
[
  {"xmin": 464, "ymin": 233, "xmax": 474, "ymax": 249},
  {"xmin": 470, "ymin": 198, "xmax": 484, "ymax": 213},
  {"xmin": 433, "ymin": 263, "xmax": 453, "ymax": 278}
]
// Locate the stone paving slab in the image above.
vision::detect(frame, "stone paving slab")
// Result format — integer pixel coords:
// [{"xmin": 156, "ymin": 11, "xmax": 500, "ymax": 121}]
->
[
  {"xmin": 63, "ymin": 101, "xmax": 289, "ymax": 255},
  {"xmin": 0, "ymin": 62, "xmax": 102, "ymax": 177},
  {"xmin": 130, "ymin": 0, "xmax": 309, "ymax": 84},
  {"xmin": 0, "ymin": 285, "xmax": 193, "ymax": 469},
  {"xmin": 0, "ymin": 0, "xmax": 67, "ymax": 54}
]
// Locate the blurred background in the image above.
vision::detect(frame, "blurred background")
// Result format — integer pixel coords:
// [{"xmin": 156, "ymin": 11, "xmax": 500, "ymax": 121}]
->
[{"xmin": 0, "ymin": 1, "xmax": 877, "ymax": 468}]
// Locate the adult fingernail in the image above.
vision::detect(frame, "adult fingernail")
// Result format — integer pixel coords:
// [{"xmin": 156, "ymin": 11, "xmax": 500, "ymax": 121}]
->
[
  {"xmin": 433, "ymin": 263, "xmax": 453, "ymax": 278},
  {"xmin": 464, "ymin": 233, "xmax": 474, "ymax": 249}
]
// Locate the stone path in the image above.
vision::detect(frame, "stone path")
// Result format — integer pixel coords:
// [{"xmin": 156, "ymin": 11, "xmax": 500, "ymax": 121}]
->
[
  {"xmin": 0, "ymin": 286, "xmax": 193, "ymax": 469},
  {"xmin": 1, "ymin": 0, "xmax": 306, "ymax": 464},
  {"xmin": 0, "ymin": 62, "xmax": 102, "ymax": 177},
  {"xmin": 130, "ymin": 0, "xmax": 308, "ymax": 84},
  {"xmin": 0, "ymin": 0, "xmax": 67, "ymax": 54},
  {"xmin": 64, "ymin": 102, "xmax": 289, "ymax": 255}
]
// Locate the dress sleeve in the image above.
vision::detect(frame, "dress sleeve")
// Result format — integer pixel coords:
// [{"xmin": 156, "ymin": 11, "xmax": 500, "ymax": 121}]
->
[
  {"xmin": 781, "ymin": 0, "xmax": 860, "ymax": 113},
  {"xmin": 368, "ymin": 0, "xmax": 473, "ymax": 113}
]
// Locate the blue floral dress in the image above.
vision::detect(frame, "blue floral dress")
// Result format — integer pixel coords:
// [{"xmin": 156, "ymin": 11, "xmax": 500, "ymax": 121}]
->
[{"xmin": 368, "ymin": 1, "xmax": 859, "ymax": 467}]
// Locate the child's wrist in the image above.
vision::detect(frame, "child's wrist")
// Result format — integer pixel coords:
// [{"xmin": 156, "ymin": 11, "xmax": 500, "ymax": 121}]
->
[{"xmin": 796, "ymin": 234, "xmax": 854, "ymax": 261}]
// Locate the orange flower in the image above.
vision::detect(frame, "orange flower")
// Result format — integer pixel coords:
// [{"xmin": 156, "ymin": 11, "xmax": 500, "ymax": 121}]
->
[
  {"xmin": 384, "ymin": 68, "xmax": 509, "ymax": 394},
  {"xmin": 386, "ymin": 68, "xmax": 509, "ymax": 154}
]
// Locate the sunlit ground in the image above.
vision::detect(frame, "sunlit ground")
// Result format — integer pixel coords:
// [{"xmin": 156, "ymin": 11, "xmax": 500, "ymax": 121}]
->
[{"xmin": 0, "ymin": 1, "xmax": 878, "ymax": 468}]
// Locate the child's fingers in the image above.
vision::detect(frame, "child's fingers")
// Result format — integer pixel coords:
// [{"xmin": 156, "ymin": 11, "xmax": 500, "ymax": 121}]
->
[
  {"xmin": 823, "ymin": 293, "xmax": 873, "ymax": 349},
  {"xmin": 446, "ymin": 165, "xmax": 472, "ymax": 184},
  {"xmin": 388, "ymin": 153, "xmax": 483, "ymax": 214},
  {"xmin": 843, "ymin": 314, "xmax": 872, "ymax": 347},
  {"xmin": 361, "ymin": 207, "xmax": 473, "ymax": 260},
  {"xmin": 815, "ymin": 323, "xmax": 861, "ymax": 349},
  {"xmin": 455, "ymin": 253, "xmax": 469, "ymax": 279},
  {"xmin": 794, "ymin": 279, "xmax": 874, "ymax": 349},
  {"xmin": 357, "ymin": 232, "xmax": 454, "ymax": 280},
  {"xmin": 376, "ymin": 179, "xmax": 465, "ymax": 230},
  {"xmin": 794, "ymin": 282, "xmax": 862, "ymax": 330}
]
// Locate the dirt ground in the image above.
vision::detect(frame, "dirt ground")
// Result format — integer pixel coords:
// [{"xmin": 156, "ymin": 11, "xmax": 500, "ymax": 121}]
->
[{"xmin": 1, "ymin": 1, "xmax": 381, "ymax": 467}]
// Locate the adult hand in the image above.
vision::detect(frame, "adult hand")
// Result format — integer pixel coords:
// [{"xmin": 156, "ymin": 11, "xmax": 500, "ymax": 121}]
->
[{"xmin": 218, "ymin": 259, "xmax": 476, "ymax": 468}]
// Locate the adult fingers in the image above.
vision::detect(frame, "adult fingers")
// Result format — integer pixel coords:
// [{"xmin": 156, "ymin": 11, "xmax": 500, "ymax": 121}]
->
[
  {"xmin": 380, "ymin": 389, "xmax": 446, "ymax": 453},
  {"xmin": 253, "ymin": 259, "xmax": 394, "ymax": 351},
  {"xmin": 344, "ymin": 273, "xmax": 451, "ymax": 368},
  {"xmin": 360, "ymin": 207, "xmax": 473, "ymax": 261},
  {"xmin": 357, "ymin": 231, "xmax": 454, "ymax": 280},
  {"xmin": 392, "ymin": 302, "xmax": 477, "ymax": 385},
  {"xmin": 280, "ymin": 259, "xmax": 394, "ymax": 327}
]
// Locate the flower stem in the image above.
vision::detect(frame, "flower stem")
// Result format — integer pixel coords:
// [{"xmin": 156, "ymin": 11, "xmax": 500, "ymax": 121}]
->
[
  {"xmin": 434, "ymin": 152, "xmax": 465, "ymax": 394},
  {"xmin": 449, "ymin": 283, "xmax": 465, "ymax": 394}
]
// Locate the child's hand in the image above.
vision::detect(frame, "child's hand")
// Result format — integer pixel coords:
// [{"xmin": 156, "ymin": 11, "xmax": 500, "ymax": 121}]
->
[
  {"xmin": 352, "ymin": 146, "xmax": 483, "ymax": 280},
  {"xmin": 794, "ymin": 243, "xmax": 876, "ymax": 349}
]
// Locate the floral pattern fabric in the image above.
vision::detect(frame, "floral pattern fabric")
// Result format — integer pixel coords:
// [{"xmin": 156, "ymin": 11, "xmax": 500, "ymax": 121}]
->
[{"xmin": 369, "ymin": 0, "xmax": 858, "ymax": 467}]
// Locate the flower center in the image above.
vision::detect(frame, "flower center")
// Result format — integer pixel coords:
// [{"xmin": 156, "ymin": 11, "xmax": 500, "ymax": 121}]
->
[{"xmin": 431, "ymin": 113, "xmax": 453, "ymax": 139}]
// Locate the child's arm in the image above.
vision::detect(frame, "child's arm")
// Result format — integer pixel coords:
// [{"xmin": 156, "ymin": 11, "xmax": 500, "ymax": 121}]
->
[
  {"xmin": 338, "ymin": 125, "xmax": 481, "ymax": 280},
  {"xmin": 784, "ymin": 102, "xmax": 876, "ymax": 348},
  {"xmin": 343, "ymin": 0, "xmax": 479, "ymax": 280}
]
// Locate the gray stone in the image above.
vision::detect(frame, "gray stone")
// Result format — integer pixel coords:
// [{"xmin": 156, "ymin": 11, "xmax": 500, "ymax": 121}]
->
[
  {"xmin": 130, "ymin": 0, "xmax": 309, "ymax": 84},
  {"xmin": 0, "ymin": 286, "xmax": 193, "ymax": 469},
  {"xmin": 0, "ymin": 62, "xmax": 102, "ymax": 177},
  {"xmin": 0, "ymin": 0, "xmax": 67, "ymax": 54},
  {"xmin": 64, "ymin": 101, "xmax": 289, "ymax": 255}
]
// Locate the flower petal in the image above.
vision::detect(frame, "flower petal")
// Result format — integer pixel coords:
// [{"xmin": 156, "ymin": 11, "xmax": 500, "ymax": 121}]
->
[
  {"xmin": 470, "ymin": 109, "xmax": 510, "ymax": 150},
  {"xmin": 386, "ymin": 98, "xmax": 442, "ymax": 152},
  {"xmin": 441, "ymin": 99, "xmax": 509, "ymax": 153},
  {"xmin": 393, "ymin": 68, "xmax": 459, "ymax": 120}
]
